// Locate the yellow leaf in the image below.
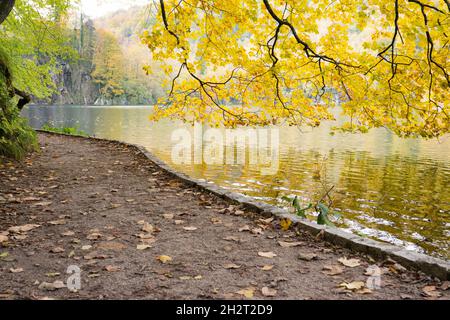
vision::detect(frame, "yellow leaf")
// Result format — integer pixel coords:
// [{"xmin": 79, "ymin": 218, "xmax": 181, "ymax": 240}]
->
[
  {"xmin": 236, "ymin": 288, "xmax": 254, "ymax": 298},
  {"xmin": 157, "ymin": 255, "xmax": 172, "ymax": 264},
  {"xmin": 339, "ymin": 281, "xmax": 366, "ymax": 291},
  {"xmin": 280, "ymin": 218, "xmax": 292, "ymax": 231}
]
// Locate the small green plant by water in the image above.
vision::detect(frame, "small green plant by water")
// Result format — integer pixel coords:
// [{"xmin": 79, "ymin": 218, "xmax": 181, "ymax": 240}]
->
[
  {"xmin": 42, "ymin": 124, "xmax": 88, "ymax": 137},
  {"xmin": 282, "ymin": 187, "xmax": 341, "ymax": 227}
]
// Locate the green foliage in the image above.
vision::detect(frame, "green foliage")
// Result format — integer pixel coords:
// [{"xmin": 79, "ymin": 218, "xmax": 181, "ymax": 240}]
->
[
  {"xmin": 317, "ymin": 203, "xmax": 336, "ymax": 227},
  {"xmin": 281, "ymin": 195, "xmax": 340, "ymax": 227},
  {"xmin": 41, "ymin": 124, "xmax": 87, "ymax": 137},
  {"xmin": 0, "ymin": 0, "xmax": 76, "ymax": 100},
  {"xmin": 0, "ymin": 67, "xmax": 37, "ymax": 159},
  {"xmin": 0, "ymin": 0, "xmax": 74, "ymax": 159},
  {"xmin": 90, "ymin": 28, "xmax": 156, "ymax": 104}
]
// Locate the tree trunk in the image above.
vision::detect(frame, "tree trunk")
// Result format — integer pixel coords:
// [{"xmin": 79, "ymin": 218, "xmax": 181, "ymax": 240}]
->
[
  {"xmin": 0, "ymin": 0, "xmax": 15, "ymax": 25},
  {"xmin": 1, "ymin": 0, "xmax": 29, "ymax": 111}
]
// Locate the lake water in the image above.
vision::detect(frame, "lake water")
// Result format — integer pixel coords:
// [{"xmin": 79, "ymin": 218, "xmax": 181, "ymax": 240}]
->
[{"xmin": 22, "ymin": 105, "xmax": 450, "ymax": 259}]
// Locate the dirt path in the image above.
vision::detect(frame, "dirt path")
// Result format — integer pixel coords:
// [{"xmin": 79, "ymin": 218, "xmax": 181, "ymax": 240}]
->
[{"xmin": 0, "ymin": 133, "xmax": 448, "ymax": 300}]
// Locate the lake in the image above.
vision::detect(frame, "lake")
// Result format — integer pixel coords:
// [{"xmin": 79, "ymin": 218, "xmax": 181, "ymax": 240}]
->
[{"xmin": 22, "ymin": 105, "xmax": 450, "ymax": 259}]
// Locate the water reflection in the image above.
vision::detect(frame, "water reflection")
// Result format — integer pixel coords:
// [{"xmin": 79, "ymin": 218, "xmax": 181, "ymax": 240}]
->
[{"xmin": 22, "ymin": 105, "xmax": 450, "ymax": 259}]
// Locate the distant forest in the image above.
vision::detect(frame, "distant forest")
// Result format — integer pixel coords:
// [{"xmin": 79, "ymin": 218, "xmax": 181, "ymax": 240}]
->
[{"xmin": 45, "ymin": 6, "xmax": 164, "ymax": 106}]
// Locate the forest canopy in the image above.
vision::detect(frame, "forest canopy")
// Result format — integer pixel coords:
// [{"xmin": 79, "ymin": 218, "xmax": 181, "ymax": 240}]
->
[{"xmin": 142, "ymin": 0, "xmax": 449, "ymax": 138}]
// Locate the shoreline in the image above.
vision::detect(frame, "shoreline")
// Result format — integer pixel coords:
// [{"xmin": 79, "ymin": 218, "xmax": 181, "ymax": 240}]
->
[
  {"xmin": 0, "ymin": 132, "xmax": 448, "ymax": 299},
  {"xmin": 36, "ymin": 130, "xmax": 449, "ymax": 281}
]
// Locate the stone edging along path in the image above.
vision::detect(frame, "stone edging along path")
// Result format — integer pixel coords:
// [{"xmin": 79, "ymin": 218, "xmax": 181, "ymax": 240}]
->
[{"xmin": 36, "ymin": 130, "xmax": 450, "ymax": 281}]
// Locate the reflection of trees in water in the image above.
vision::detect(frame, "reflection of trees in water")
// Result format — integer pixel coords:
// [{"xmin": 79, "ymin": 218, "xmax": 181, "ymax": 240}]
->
[
  {"xmin": 335, "ymin": 150, "xmax": 449, "ymax": 258},
  {"xmin": 22, "ymin": 106, "xmax": 450, "ymax": 259}
]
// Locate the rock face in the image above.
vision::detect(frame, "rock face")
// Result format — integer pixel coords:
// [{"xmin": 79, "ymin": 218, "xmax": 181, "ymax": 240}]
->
[
  {"xmin": 34, "ymin": 7, "xmax": 162, "ymax": 106},
  {"xmin": 49, "ymin": 19, "xmax": 99, "ymax": 106},
  {"xmin": 50, "ymin": 60, "xmax": 99, "ymax": 105}
]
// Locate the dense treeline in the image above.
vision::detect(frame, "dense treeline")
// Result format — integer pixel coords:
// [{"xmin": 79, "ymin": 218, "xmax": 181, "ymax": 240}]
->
[
  {"xmin": 0, "ymin": 2, "xmax": 162, "ymax": 158},
  {"xmin": 0, "ymin": 0, "xmax": 72, "ymax": 158},
  {"xmin": 52, "ymin": 11, "xmax": 161, "ymax": 106}
]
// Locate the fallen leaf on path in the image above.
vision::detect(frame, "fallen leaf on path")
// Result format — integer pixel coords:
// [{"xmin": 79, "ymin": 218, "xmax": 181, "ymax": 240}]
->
[
  {"xmin": 8, "ymin": 224, "xmax": 40, "ymax": 233},
  {"xmin": 258, "ymin": 251, "xmax": 277, "ymax": 258},
  {"xmin": 137, "ymin": 244, "xmax": 152, "ymax": 250},
  {"xmin": 83, "ymin": 251, "xmax": 108, "ymax": 260},
  {"xmin": 10, "ymin": 268, "xmax": 24, "ymax": 273},
  {"xmin": 0, "ymin": 235, "xmax": 8, "ymax": 243},
  {"xmin": 357, "ymin": 288, "xmax": 373, "ymax": 294},
  {"xmin": 338, "ymin": 257, "xmax": 361, "ymax": 268},
  {"xmin": 261, "ymin": 265, "xmax": 274, "ymax": 271},
  {"xmin": 339, "ymin": 281, "xmax": 366, "ymax": 291},
  {"xmin": 316, "ymin": 230, "xmax": 325, "ymax": 240},
  {"xmin": 298, "ymin": 253, "xmax": 318, "ymax": 261},
  {"xmin": 61, "ymin": 231, "xmax": 75, "ymax": 237},
  {"xmin": 261, "ymin": 287, "xmax": 277, "ymax": 297},
  {"xmin": 50, "ymin": 247, "xmax": 65, "ymax": 253},
  {"xmin": 157, "ymin": 255, "xmax": 172, "ymax": 264},
  {"xmin": 39, "ymin": 281, "xmax": 65, "ymax": 291},
  {"xmin": 183, "ymin": 226, "xmax": 198, "ymax": 231},
  {"xmin": 142, "ymin": 223, "xmax": 159, "ymax": 233},
  {"xmin": 239, "ymin": 225, "xmax": 251, "ymax": 232},
  {"xmin": 12, "ymin": 234, "xmax": 27, "ymax": 240},
  {"xmin": 105, "ymin": 265, "xmax": 121, "ymax": 272},
  {"xmin": 223, "ymin": 263, "xmax": 241, "ymax": 269},
  {"xmin": 278, "ymin": 241, "xmax": 303, "ymax": 248},
  {"xmin": 86, "ymin": 233, "xmax": 102, "ymax": 240},
  {"xmin": 400, "ymin": 294, "xmax": 414, "ymax": 300},
  {"xmin": 194, "ymin": 275, "xmax": 202, "ymax": 280},
  {"xmin": 388, "ymin": 263, "xmax": 407, "ymax": 273},
  {"xmin": 236, "ymin": 288, "xmax": 254, "ymax": 298},
  {"xmin": 251, "ymin": 228, "xmax": 263, "ymax": 235},
  {"xmin": 88, "ymin": 273, "xmax": 100, "ymax": 278},
  {"xmin": 49, "ymin": 220, "xmax": 66, "ymax": 226},
  {"xmin": 223, "ymin": 236, "xmax": 240, "ymax": 242},
  {"xmin": 97, "ymin": 241, "xmax": 127, "ymax": 251},
  {"xmin": 23, "ymin": 197, "xmax": 41, "ymax": 201},
  {"xmin": 422, "ymin": 286, "xmax": 442, "ymax": 298},
  {"xmin": 258, "ymin": 217, "xmax": 274, "ymax": 224},
  {"xmin": 280, "ymin": 218, "xmax": 293, "ymax": 231},
  {"xmin": 81, "ymin": 245, "xmax": 92, "ymax": 251},
  {"xmin": 46, "ymin": 272, "xmax": 61, "ymax": 277},
  {"xmin": 163, "ymin": 214, "xmax": 174, "ymax": 220},
  {"xmin": 211, "ymin": 218, "xmax": 222, "ymax": 224},
  {"xmin": 322, "ymin": 265, "xmax": 344, "ymax": 276},
  {"xmin": 174, "ymin": 220, "xmax": 185, "ymax": 225},
  {"xmin": 33, "ymin": 201, "xmax": 52, "ymax": 207}
]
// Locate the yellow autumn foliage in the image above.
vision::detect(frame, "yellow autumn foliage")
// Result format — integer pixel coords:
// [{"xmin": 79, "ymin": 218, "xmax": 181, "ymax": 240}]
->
[{"xmin": 142, "ymin": 0, "xmax": 449, "ymax": 138}]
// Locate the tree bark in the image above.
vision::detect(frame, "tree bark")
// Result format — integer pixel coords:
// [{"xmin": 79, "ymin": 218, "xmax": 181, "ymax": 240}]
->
[
  {"xmin": 0, "ymin": 0, "xmax": 15, "ymax": 25},
  {"xmin": 0, "ymin": 1, "xmax": 30, "ymax": 110}
]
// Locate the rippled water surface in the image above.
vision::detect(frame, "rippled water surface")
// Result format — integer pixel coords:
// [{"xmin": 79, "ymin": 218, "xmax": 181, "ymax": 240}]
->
[{"xmin": 22, "ymin": 105, "xmax": 450, "ymax": 259}]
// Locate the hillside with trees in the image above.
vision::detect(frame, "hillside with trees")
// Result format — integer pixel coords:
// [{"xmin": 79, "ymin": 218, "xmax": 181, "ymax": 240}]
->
[{"xmin": 47, "ymin": 5, "xmax": 164, "ymax": 106}]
